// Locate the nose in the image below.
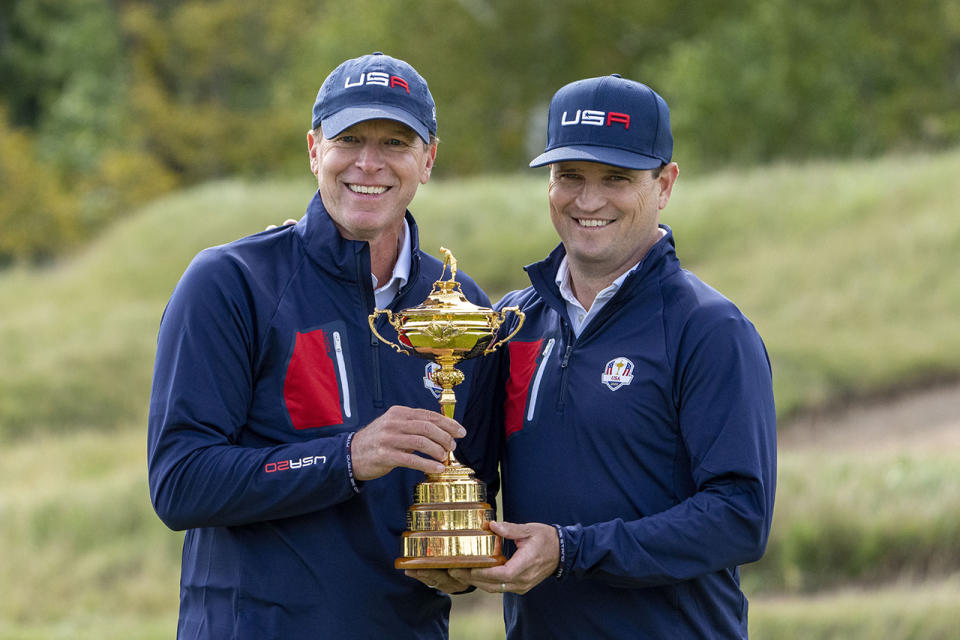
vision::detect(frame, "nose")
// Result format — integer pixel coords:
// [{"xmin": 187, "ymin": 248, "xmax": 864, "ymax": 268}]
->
[
  {"xmin": 574, "ymin": 179, "xmax": 605, "ymax": 213},
  {"xmin": 355, "ymin": 141, "xmax": 385, "ymax": 172}
]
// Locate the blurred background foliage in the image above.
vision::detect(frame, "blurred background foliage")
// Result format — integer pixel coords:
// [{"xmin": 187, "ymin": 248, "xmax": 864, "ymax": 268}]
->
[
  {"xmin": 3, "ymin": 2, "xmax": 960, "ymax": 637},
  {"xmin": 2, "ymin": 0, "xmax": 959, "ymax": 264}
]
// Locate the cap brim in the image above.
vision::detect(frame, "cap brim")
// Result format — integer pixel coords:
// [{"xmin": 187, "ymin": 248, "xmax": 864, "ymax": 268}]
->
[
  {"xmin": 321, "ymin": 106, "xmax": 431, "ymax": 143},
  {"xmin": 529, "ymin": 145, "xmax": 665, "ymax": 170}
]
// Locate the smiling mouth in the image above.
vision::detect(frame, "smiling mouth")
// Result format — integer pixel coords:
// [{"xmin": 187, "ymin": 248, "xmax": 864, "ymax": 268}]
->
[
  {"xmin": 348, "ymin": 184, "xmax": 389, "ymax": 195},
  {"xmin": 576, "ymin": 218, "xmax": 611, "ymax": 228}
]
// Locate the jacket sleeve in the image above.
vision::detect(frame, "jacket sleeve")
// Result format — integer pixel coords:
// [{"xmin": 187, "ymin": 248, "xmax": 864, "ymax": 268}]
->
[
  {"xmin": 558, "ymin": 312, "xmax": 777, "ymax": 587},
  {"xmin": 457, "ymin": 345, "xmax": 506, "ymax": 504},
  {"xmin": 147, "ymin": 250, "xmax": 359, "ymax": 531}
]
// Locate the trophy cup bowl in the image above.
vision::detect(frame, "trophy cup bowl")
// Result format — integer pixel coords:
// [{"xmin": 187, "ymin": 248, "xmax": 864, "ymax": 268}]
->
[{"xmin": 369, "ymin": 248, "xmax": 523, "ymax": 569}]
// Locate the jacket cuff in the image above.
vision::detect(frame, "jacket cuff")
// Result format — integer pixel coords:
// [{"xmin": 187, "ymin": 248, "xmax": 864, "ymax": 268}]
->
[
  {"xmin": 345, "ymin": 431, "xmax": 362, "ymax": 493},
  {"xmin": 555, "ymin": 523, "xmax": 582, "ymax": 580},
  {"xmin": 552, "ymin": 524, "xmax": 568, "ymax": 580}
]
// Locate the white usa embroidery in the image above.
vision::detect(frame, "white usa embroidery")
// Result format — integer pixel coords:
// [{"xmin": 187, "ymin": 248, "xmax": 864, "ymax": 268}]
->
[{"xmin": 601, "ymin": 357, "xmax": 635, "ymax": 391}]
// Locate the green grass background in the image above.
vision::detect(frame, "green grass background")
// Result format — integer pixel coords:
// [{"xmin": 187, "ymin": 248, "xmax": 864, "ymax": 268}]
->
[{"xmin": 2, "ymin": 148, "xmax": 960, "ymax": 637}]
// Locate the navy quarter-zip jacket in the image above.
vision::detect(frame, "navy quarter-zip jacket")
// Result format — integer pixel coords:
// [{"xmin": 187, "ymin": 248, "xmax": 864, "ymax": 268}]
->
[
  {"xmin": 460, "ymin": 226, "xmax": 777, "ymax": 639},
  {"xmin": 148, "ymin": 193, "xmax": 490, "ymax": 639}
]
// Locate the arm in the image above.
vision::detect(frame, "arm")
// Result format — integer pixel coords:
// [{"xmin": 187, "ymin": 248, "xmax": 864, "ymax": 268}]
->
[
  {"xmin": 560, "ymin": 314, "xmax": 776, "ymax": 586},
  {"xmin": 459, "ymin": 313, "xmax": 776, "ymax": 592},
  {"xmin": 148, "ymin": 250, "xmax": 460, "ymax": 531}
]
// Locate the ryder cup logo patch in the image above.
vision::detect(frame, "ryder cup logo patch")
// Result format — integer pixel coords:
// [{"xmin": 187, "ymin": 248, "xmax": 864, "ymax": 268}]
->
[
  {"xmin": 601, "ymin": 357, "xmax": 635, "ymax": 391},
  {"xmin": 423, "ymin": 362, "xmax": 442, "ymax": 398}
]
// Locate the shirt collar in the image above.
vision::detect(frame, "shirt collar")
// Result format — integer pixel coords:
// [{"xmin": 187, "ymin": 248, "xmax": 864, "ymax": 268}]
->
[
  {"xmin": 371, "ymin": 218, "xmax": 411, "ymax": 305},
  {"xmin": 554, "ymin": 255, "xmax": 640, "ymax": 312}
]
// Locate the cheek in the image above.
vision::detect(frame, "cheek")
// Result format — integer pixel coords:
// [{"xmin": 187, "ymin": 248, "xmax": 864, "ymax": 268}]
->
[{"xmin": 547, "ymin": 185, "xmax": 571, "ymax": 212}]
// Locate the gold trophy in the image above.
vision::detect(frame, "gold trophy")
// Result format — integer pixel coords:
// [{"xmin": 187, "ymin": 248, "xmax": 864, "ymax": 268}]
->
[{"xmin": 369, "ymin": 248, "xmax": 524, "ymax": 569}]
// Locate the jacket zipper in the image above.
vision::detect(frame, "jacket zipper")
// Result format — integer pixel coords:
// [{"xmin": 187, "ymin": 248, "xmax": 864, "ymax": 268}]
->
[
  {"xmin": 332, "ymin": 331, "xmax": 351, "ymax": 419},
  {"xmin": 358, "ymin": 253, "xmax": 384, "ymax": 408},
  {"xmin": 557, "ymin": 342, "xmax": 574, "ymax": 411},
  {"xmin": 526, "ymin": 338, "xmax": 555, "ymax": 421}
]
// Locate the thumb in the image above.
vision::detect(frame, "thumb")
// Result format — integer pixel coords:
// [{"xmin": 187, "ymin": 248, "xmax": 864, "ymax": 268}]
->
[{"xmin": 489, "ymin": 520, "xmax": 527, "ymax": 540}]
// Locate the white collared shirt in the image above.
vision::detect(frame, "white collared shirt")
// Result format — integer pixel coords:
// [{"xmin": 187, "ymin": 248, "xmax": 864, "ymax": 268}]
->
[
  {"xmin": 371, "ymin": 219, "xmax": 411, "ymax": 309},
  {"xmin": 555, "ymin": 256, "xmax": 640, "ymax": 337}
]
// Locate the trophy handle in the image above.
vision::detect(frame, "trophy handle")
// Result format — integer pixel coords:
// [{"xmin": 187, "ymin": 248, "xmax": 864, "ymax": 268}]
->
[
  {"xmin": 368, "ymin": 309, "xmax": 410, "ymax": 355},
  {"xmin": 483, "ymin": 306, "xmax": 525, "ymax": 355}
]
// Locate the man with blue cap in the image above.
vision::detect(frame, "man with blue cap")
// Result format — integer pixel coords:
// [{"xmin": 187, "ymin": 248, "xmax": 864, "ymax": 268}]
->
[
  {"xmin": 439, "ymin": 75, "xmax": 778, "ymax": 638},
  {"xmin": 148, "ymin": 53, "xmax": 489, "ymax": 638}
]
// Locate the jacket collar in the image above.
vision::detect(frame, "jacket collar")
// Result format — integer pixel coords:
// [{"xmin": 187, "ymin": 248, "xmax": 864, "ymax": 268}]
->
[
  {"xmin": 525, "ymin": 224, "xmax": 679, "ymax": 313},
  {"xmin": 295, "ymin": 191, "xmax": 422, "ymax": 287}
]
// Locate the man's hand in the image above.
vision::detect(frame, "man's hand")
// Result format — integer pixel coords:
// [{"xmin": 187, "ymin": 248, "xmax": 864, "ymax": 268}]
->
[
  {"xmin": 350, "ymin": 406, "xmax": 465, "ymax": 481},
  {"xmin": 265, "ymin": 218, "xmax": 298, "ymax": 230},
  {"xmin": 449, "ymin": 521, "xmax": 560, "ymax": 594},
  {"xmin": 404, "ymin": 569, "xmax": 471, "ymax": 594}
]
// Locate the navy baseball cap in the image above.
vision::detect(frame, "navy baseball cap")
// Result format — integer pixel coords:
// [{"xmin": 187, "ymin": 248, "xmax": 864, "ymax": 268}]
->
[
  {"xmin": 311, "ymin": 52, "xmax": 437, "ymax": 143},
  {"xmin": 529, "ymin": 75, "xmax": 672, "ymax": 170}
]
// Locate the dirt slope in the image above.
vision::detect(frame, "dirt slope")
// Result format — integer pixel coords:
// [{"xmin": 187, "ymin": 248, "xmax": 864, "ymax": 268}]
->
[{"xmin": 780, "ymin": 381, "xmax": 960, "ymax": 453}]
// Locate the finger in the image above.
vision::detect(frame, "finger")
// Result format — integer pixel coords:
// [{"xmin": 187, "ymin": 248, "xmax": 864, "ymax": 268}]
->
[
  {"xmin": 447, "ymin": 568, "xmax": 472, "ymax": 583},
  {"xmin": 378, "ymin": 408, "xmax": 463, "ymax": 450},
  {"xmin": 404, "ymin": 569, "xmax": 468, "ymax": 594},
  {"xmin": 407, "ymin": 408, "xmax": 467, "ymax": 439},
  {"xmin": 447, "ymin": 568, "xmax": 500, "ymax": 593},
  {"xmin": 390, "ymin": 418, "xmax": 461, "ymax": 457},
  {"xmin": 385, "ymin": 431, "xmax": 452, "ymax": 462},
  {"xmin": 351, "ymin": 434, "xmax": 445, "ymax": 480},
  {"xmin": 387, "ymin": 451, "xmax": 447, "ymax": 475},
  {"xmin": 488, "ymin": 520, "xmax": 526, "ymax": 540},
  {"xmin": 404, "ymin": 569, "xmax": 444, "ymax": 586}
]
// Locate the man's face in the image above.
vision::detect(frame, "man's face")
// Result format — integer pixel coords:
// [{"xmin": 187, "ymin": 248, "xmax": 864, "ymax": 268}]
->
[
  {"xmin": 308, "ymin": 119, "xmax": 436, "ymax": 242},
  {"xmin": 547, "ymin": 160, "xmax": 678, "ymax": 277}
]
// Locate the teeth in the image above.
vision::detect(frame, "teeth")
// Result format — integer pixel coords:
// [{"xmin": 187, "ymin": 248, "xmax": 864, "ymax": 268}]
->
[
  {"xmin": 349, "ymin": 184, "xmax": 388, "ymax": 195},
  {"xmin": 577, "ymin": 218, "xmax": 610, "ymax": 228}
]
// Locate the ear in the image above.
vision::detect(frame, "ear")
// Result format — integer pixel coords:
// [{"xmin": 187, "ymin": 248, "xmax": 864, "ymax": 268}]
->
[
  {"xmin": 656, "ymin": 162, "xmax": 679, "ymax": 210},
  {"xmin": 420, "ymin": 142, "xmax": 438, "ymax": 184},
  {"xmin": 307, "ymin": 130, "xmax": 320, "ymax": 176}
]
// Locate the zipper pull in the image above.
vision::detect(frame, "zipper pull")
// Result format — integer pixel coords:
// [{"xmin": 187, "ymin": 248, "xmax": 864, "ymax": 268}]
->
[
  {"xmin": 560, "ymin": 345, "xmax": 573, "ymax": 368},
  {"xmin": 333, "ymin": 332, "xmax": 343, "ymax": 352},
  {"xmin": 543, "ymin": 338, "xmax": 556, "ymax": 359}
]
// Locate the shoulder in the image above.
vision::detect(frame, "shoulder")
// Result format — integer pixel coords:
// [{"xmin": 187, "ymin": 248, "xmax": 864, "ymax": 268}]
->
[
  {"xmin": 173, "ymin": 226, "xmax": 303, "ymax": 310},
  {"xmin": 659, "ymin": 268, "xmax": 764, "ymax": 350},
  {"xmin": 495, "ymin": 285, "xmax": 539, "ymax": 312}
]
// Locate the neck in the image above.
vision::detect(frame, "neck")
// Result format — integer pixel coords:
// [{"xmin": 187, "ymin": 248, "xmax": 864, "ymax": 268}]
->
[
  {"xmin": 368, "ymin": 233, "xmax": 401, "ymax": 287},
  {"xmin": 565, "ymin": 268, "xmax": 608, "ymax": 312},
  {"xmin": 564, "ymin": 228, "xmax": 665, "ymax": 310}
]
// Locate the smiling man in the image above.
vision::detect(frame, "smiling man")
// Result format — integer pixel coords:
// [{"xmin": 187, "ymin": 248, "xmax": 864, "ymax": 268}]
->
[
  {"xmin": 147, "ymin": 53, "xmax": 490, "ymax": 638},
  {"xmin": 434, "ymin": 75, "xmax": 778, "ymax": 638}
]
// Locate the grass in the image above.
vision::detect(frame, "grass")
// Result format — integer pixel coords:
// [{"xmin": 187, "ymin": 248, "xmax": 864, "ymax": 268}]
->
[
  {"xmin": 3, "ymin": 151, "xmax": 960, "ymax": 438},
  {"xmin": 2, "ymin": 425, "xmax": 958, "ymax": 638},
  {"xmin": 749, "ymin": 576, "xmax": 960, "ymax": 639},
  {"xmin": 744, "ymin": 448, "xmax": 960, "ymax": 593},
  {"xmin": 0, "ymin": 428, "xmax": 181, "ymax": 627},
  {"xmin": 3, "ymin": 149, "xmax": 960, "ymax": 636}
]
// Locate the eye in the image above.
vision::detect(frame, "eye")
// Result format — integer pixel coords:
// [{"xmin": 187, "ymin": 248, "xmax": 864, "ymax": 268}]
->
[{"xmin": 337, "ymin": 135, "xmax": 359, "ymax": 144}]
